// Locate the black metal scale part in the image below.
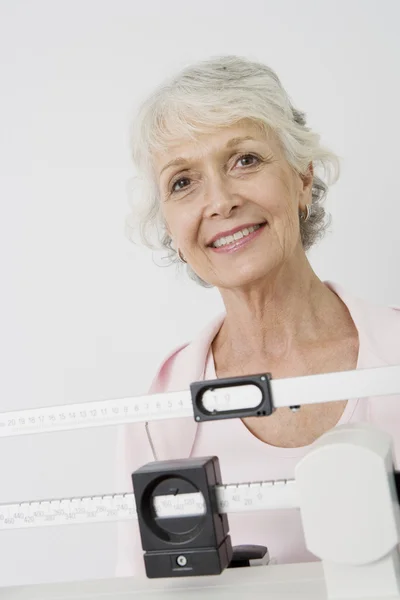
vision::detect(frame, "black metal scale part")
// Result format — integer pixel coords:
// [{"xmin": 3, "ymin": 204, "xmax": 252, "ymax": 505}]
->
[
  {"xmin": 133, "ymin": 374, "xmax": 274, "ymax": 578},
  {"xmin": 132, "ymin": 456, "xmax": 269, "ymax": 578},
  {"xmin": 132, "ymin": 373, "xmax": 400, "ymax": 579},
  {"xmin": 190, "ymin": 373, "xmax": 274, "ymax": 421}
]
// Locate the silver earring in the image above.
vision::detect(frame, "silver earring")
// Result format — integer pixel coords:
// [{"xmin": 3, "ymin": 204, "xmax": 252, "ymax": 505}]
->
[
  {"xmin": 302, "ymin": 204, "xmax": 311, "ymax": 222},
  {"xmin": 177, "ymin": 249, "xmax": 187, "ymax": 264}
]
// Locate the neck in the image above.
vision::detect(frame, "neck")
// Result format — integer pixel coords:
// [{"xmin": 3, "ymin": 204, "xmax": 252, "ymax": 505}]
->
[{"xmin": 214, "ymin": 252, "xmax": 344, "ymax": 364}]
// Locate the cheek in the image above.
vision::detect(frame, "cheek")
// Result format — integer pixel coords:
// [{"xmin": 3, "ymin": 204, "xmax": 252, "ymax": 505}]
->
[
  {"xmin": 255, "ymin": 175, "xmax": 294, "ymax": 219},
  {"xmin": 162, "ymin": 204, "xmax": 199, "ymax": 246},
  {"xmin": 260, "ymin": 173, "xmax": 300, "ymax": 248},
  {"xmin": 267, "ymin": 170, "xmax": 299, "ymax": 217}
]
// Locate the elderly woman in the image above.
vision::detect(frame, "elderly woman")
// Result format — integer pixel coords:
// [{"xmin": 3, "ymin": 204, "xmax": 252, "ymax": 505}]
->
[{"xmin": 115, "ymin": 55, "xmax": 400, "ymax": 576}]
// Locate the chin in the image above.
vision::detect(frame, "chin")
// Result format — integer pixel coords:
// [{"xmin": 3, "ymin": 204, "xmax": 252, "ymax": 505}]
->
[{"xmin": 216, "ymin": 264, "xmax": 272, "ymax": 290}]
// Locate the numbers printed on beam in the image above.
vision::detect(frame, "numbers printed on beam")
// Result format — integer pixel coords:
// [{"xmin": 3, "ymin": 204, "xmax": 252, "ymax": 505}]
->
[
  {"xmin": 0, "ymin": 479, "xmax": 299, "ymax": 531},
  {"xmin": 0, "ymin": 391, "xmax": 193, "ymax": 438},
  {"xmin": 216, "ymin": 479, "xmax": 299, "ymax": 513},
  {"xmin": 0, "ymin": 494, "xmax": 138, "ymax": 530},
  {"xmin": 1, "ymin": 366, "xmax": 399, "ymax": 438}
]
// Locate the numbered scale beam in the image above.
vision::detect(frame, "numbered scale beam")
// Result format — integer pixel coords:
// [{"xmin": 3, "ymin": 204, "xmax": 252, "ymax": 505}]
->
[
  {"xmin": 0, "ymin": 479, "xmax": 298, "ymax": 531},
  {"xmin": 0, "ymin": 365, "xmax": 399, "ymax": 438}
]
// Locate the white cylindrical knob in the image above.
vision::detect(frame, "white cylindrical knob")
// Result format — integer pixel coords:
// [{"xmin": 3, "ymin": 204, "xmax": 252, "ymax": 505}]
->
[{"xmin": 295, "ymin": 423, "xmax": 400, "ymax": 565}]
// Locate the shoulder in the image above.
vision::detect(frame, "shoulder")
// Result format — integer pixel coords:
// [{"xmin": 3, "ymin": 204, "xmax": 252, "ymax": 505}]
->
[
  {"xmin": 149, "ymin": 314, "xmax": 225, "ymax": 393},
  {"xmin": 148, "ymin": 342, "xmax": 191, "ymax": 394},
  {"xmin": 354, "ymin": 298, "xmax": 400, "ymax": 363},
  {"xmin": 387, "ymin": 304, "xmax": 400, "ymax": 328},
  {"xmin": 327, "ymin": 281, "xmax": 400, "ymax": 365},
  {"xmin": 362, "ymin": 299, "xmax": 400, "ymax": 332}
]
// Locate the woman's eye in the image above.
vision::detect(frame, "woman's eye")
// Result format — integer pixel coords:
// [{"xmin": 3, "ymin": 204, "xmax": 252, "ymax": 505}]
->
[
  {"xmin": 236, "ymin": 154, "xmax": 259, "ymax": 168},
  {"xmin": 171, "ymin": 177, "xmax": 190, "ymax": 193},
  {"xmin": 169, "ymin": 155, "xmax": 259, "ymax": 194}
]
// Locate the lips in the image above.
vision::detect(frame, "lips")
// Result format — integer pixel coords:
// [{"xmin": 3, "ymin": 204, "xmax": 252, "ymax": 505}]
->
[{"xmin": 207, "ymin": 222, "xmax": 266, "ymax": 248}]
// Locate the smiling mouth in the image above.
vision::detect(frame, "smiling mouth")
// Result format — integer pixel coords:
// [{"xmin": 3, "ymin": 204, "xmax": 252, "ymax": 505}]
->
[{"xmin": 210, "ymin": 223, "xmax": 266, "ymax": 248}]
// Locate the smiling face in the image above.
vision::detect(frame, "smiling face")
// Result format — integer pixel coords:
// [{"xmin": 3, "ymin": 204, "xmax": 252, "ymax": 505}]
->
[{"xmin": 154, "ymin": 120, "xmax": 313, "ymax": 289}]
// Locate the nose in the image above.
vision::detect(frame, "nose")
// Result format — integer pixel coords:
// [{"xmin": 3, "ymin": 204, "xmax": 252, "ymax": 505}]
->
[{"xmin": 203, "ymin": 171, "xmax": 241, "ymax": 219}]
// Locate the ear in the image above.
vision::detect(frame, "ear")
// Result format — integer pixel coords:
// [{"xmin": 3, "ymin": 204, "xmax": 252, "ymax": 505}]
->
[{"xmin": 299, "ymin": 162, "xmax": 314, "ymax": 208}]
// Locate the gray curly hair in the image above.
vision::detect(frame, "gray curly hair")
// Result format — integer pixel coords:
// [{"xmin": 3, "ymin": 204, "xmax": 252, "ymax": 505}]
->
[{"xmin": 127, "ymin": 55, "xmax": 339, "ymax": 287}]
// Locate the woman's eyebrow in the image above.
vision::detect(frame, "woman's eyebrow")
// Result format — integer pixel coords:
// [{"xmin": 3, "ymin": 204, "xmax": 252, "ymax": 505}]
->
[
  {"xmin": 225, "ymin": 135, "xmax": 258, "ymax": 148},
  {"xmin": 160, "ymin": 157, "xmax": 188, "ymax": 177}
]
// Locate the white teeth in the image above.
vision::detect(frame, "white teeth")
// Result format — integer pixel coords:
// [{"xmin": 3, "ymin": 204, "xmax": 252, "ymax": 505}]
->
[{"xmin": 212, "ymin": 224, "xmax": 262, "ymax": 248}]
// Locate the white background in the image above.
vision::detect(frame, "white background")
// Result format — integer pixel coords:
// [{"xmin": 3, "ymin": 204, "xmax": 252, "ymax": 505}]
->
[{"xmin": 0, "ymin": 0, "xmax": 399, "ymax": 587}]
